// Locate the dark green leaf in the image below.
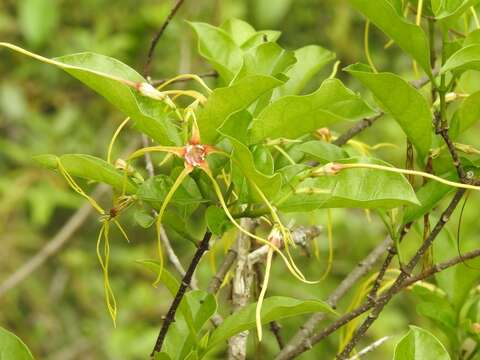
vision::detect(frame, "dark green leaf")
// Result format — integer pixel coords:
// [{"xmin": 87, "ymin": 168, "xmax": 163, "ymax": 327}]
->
[{"xmin": 206, "ymin": 206, "xmax": 232, "ymax": 235}]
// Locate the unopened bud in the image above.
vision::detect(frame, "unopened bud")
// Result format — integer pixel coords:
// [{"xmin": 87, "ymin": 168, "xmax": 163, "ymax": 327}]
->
[
  {"xmin": 268, "ymin": 227, "xmax": 283, "ymax": 248},
  {"xmin": 137, "ymin": 82, "xmax": 166, "ymax": 101},
  {"xmin": 311, "ymin": 162, "xmax": 343, "ymax": 177}
]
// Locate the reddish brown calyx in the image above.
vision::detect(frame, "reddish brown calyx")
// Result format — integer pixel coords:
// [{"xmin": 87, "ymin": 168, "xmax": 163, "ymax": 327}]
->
[{"xmin": 184, "ymin": 144, "xmax": 207, "ymax": 167}]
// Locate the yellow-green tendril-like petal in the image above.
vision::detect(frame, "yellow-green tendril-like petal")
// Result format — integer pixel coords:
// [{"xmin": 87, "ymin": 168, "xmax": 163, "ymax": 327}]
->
[
  {"xmin": 327, "ymin": 162, "xmax": 480, "ymax": 191},
  {"xmin": 107, "ymin": 117, "xmax": 130, "ymax": 164},
  {"xmin": 57, "ymin": 159, "xmax": 105, "ymax": 214},
  {"xmin": 319, "ymin": 209, "xmax": 334, "ymax": 281},
  {"xmin": 153, "ymin": 167, "xmax": 192, "ymax": 286},
  {"xmin": 203, "ymin": 168, "xmax": 319, "ymax": 284},
  {"xmin": 471, "ymin": 7, "xmax": 480, "ymax": 29},
  {"xmin": 273, "ymin": 145, "xmax": 296, "ymax": 165},
  {"xmin": 128, "ymin": 145, "xmax": 184, "ymax": 161},
  {"xmin": 96, "ymin": 221, "xmax": 118, "ymax": 326},
  {"xmin": 256, "ymin": 247, "xmax": 273, "ymax": 341},
  {"xmin": 157, "ymin": 74, "xmax": 213, "ymax": 93},
  {"xmin": 364, "ymin": 21, "xmax": 378, "ymax": 73}
]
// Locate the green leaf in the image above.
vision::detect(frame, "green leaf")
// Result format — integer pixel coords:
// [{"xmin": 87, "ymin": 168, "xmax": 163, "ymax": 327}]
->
[
  {"xmin": 134, "ymin": 209, "xmax": 155, "ymax": 228},
  {"xmin": 197, "ymin": 75, "xmax": 283, "ymax": 144},
  {"xmin": 219, "ymin": 111, "xmax": 282, "ymax": 202},
  {"xmin": 442, "ymin": 45, "xmax": 480, "ymax": 76},
  {"xmin": 403, "ymin": 173, "xmax": 455, "ymax": 224},
  {"xmin": 54, "ymin": 52, "xmax": 181, "ymax": 145},
  {"xmin": 0, "ymin": 327, "xmax": 34, "ymax": 360},
  {"xmin": 136, "ymin": 174, "xmax": 203, "ymax": 208},
  {"xmin": 345, "ymin": 64, "xmax": 432, "ymax": 157},
  {"xmin": 189, "ymin": 22, "xmax": 243, "ymax": 83},
  {"xmin": 236, "ymin": 42, "xmax": 296, "ymax": 80},
  {"xmin": 221, "ymin": 19, "xmax": 256, "ymax": 46},
  {"xmin": 347, "ymin": 0, "xmax": 431, "ymax": 74},
  {"xmin": 206, "ymin": 296, "xmax": 333, "ymax": 351},
  {"xmin": 296, "ymin": 141, "xmax": 349, "ymax": 164},
  {"xmin": 279, "ymin": 157, "xmax": 419, "ymax": 212},
  {"xmin": 431, "ymin": 0, "xmax": 480, "ymax": 22},
  {"xmin": 393, "ymin": 325, "xmax": 451, "ymax": 360},
  {"xmin": 206, "ymin": 206, "xmax": 232, "ymax": 235},
  {"xmin": 241, "ymin": 31, "xmax": 282, "ymax": 51},
  {"xmin": 33, "ymin": 154, "xmax": 137, "ymax": 193},
  {"xmin": 274, "ymin": 45, "xmax": 336, "ymax": 98},
  {"xmin": 18, "ymin": 0, "xmax": 59, "ymax": 48},
  {"xmin": 249, "ymin": 78, "xmax": 375, "ymax": 144}
]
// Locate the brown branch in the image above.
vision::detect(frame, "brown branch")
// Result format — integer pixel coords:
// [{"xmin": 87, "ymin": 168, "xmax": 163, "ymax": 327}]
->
[
  {"xmin": 335, "ymin": 189, "xmax": 466, "ymax": 359},
  {"xmin": 276, "ymin": 236, "xmax": 392, "ymax": 360},
  {"xmin": 143, "ymin": 0, "xmax": 187, "ymax": 78},
  {"xmin": 150, "ymin": 231, "xmax": 212, "ymax": 357},
  {"xmin": 151, "ymin": 71, "xmax": 218, "ymax": 86},
  {"xmin": 270, "ymin": 321, "xmax": 285, "ymax": 350},
  {"xmin": 333, "ymin": 113, "xmax": 384, "ymax": 147}
]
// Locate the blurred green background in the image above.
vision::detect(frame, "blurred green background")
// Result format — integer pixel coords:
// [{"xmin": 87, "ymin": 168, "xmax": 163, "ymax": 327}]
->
[{"xmin": 2, "ymin": 0, "xmax": 480, "ymax": 359}]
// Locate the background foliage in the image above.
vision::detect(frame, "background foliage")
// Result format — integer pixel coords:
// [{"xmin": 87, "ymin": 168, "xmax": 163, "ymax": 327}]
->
[{"xmin": 2, "ymin": 0, "xmax": 480, "ymax": 359}]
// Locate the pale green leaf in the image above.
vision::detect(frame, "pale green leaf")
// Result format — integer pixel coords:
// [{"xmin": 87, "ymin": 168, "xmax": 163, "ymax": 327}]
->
[
  {"xmin": 189, "ymin": 22, "xmax": 243, "ymax": 83},
  {"xmin": 296, "ymin": 141, "xmax": 349, "ymax": 164},
  {"xmin": 18, "ymin": 0, "xmax": 59, "ymax": 48},
  {"xmin": 345, "ymin": 63, "xmax": 432, "ymax": 157},
  {"xmin": 33, "ymin": 154, "xmax": 137, "ymax": 194},
  {"xmin": 274, "ymin": 45, "xmax": 336, "ymax": 98},
  {"xmin": 206, "ymin": 296, "xmax": 333, "ymax": 351},
  {"xmin": 197, "ymin": 75, "xmax": 283, "ymax": 144},
  {"xmin": 450, "ymin": 91, "xmax": 480, "ymax": 138},
  {"xmin": 441, "ymin": 44, "xmax": 480, "ymax": 75},
  {"xmin": 347, "ymin": 0, "xmax": 431, "ymax": 74},
  {"xmin": 249, "ymin": 78, "xmax": 375, "ymax": 144},
  {"xmin": 393, "ymin": 326, "xmax": 451, "ymax": 360},
  {"xmin": 279, "ymin": 157, "xmax": 419, "ymax": 212},
  {"xmin": 0, "ymin": 327, "xmax": 34, "ymax": 360}
]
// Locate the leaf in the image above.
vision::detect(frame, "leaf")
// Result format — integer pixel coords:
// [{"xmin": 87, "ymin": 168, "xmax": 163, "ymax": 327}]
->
[
  {"xmin": 241, "ymin": 31, "xmax": 282, "ymax": 51},
  {"xmin": 279, "ymin": 157, "xmax": 419, "ymax": 212},
  {"xmin": 0, "ymin": 327, "xmax": 34, "ymax": 360},
  {"xmin": 206, "ymin": 296, "xmax": 333, "ymax": 351},
  {"xmin": 197, "ymin": 75, "xmax": 283, "ymax": 145},
  {"xmin": 249, "ymin": 78, "xmax": 375, "ymax": 144},
  {"xmin": 221, "ymin": 19, "xmax": 256, "ymax": 47},
  {"xmin": 33, "ymin": 154, "xmax": 137, "ymax": 193},
  {"xmin": 206, "ymin": 206, "xmax": 232, "ymax": 235},
  {"xmin": 136, "ymin": 174, "xmax": 203, "ymax": 208},
  {"xmin": 403, "ymin": 173, "xmax": 456, "ymax": 224},
  {"xmin": 393, "ymin": 325, "xmax": 451, "ymax": 360},
  {"xmin": 345, "ymin": 64, "xmax": 432, "ymax": 157},
  {"xmin": 18, "ymin": 0, "xmax": 59, "ymax": 48},
  {"xmin": 235, "ymin": 42, "xmax": 296, "ymax": 80},
  {"xmin": 296, "ymin": 141, "xmax": 349, "ymax": 164},
  {"xmin": 189, "ymin": 22, "xmax": 243, "ymax": 83},
  {"xmin": 54, "ymin": 52, "xmax": 181, "ymax": 145},
  {"xmin": 274, "ymin": 45, "xmax": 336, "ymax": 98},
  {"xmin": 219, "ymin": 111, "xmax": 282, "ymax": 202},
  {"xmin": 347, "ymin": 0, "xmax": 431, "ymax": 74},
  {"xmin": 441, "ymin": 44, "xmax": 480, "ymax": 76},
  {"xmin": 431, "ymin": 0, "xmax": 480, "ymax": 22},
  {"xmin": 134, "ymin": 209, "xmax": 155, "ymax": 228}
]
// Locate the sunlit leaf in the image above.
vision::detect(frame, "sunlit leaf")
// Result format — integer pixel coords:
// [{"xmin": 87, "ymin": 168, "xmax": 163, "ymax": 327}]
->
[
  {"xmin": 0, "ymin": 327, "xmax": 34, "ymax": 360},
  {"xmin": 393, "ymin": 325, "xmax": 450, "ymax": 360}
]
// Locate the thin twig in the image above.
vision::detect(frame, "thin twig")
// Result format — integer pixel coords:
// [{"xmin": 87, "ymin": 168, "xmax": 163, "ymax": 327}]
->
[
  {"xmin": 335, "ymin": 189, "xmax": 466, "ymax": 359},
  {"xmin": 276, "ymin": 236, "xmax": 392, "ymax": 360},
  {"xmin": 333, "ymin": 113, "xmax": 384, "ymax": 147},
  {"xmin": 270, "ymin": 321, "xmax": 285, "ymax": 350},
  {"xmin": 150, "ymin": 231, "xmax": 212, "ymax": 357},
  {"xmin": 143, "ymin": 0, "xmax": 187, "ymax": 77},
  {"xmin": 346, "ymin": 336, "xmax": 390, "ymax": 360}
]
